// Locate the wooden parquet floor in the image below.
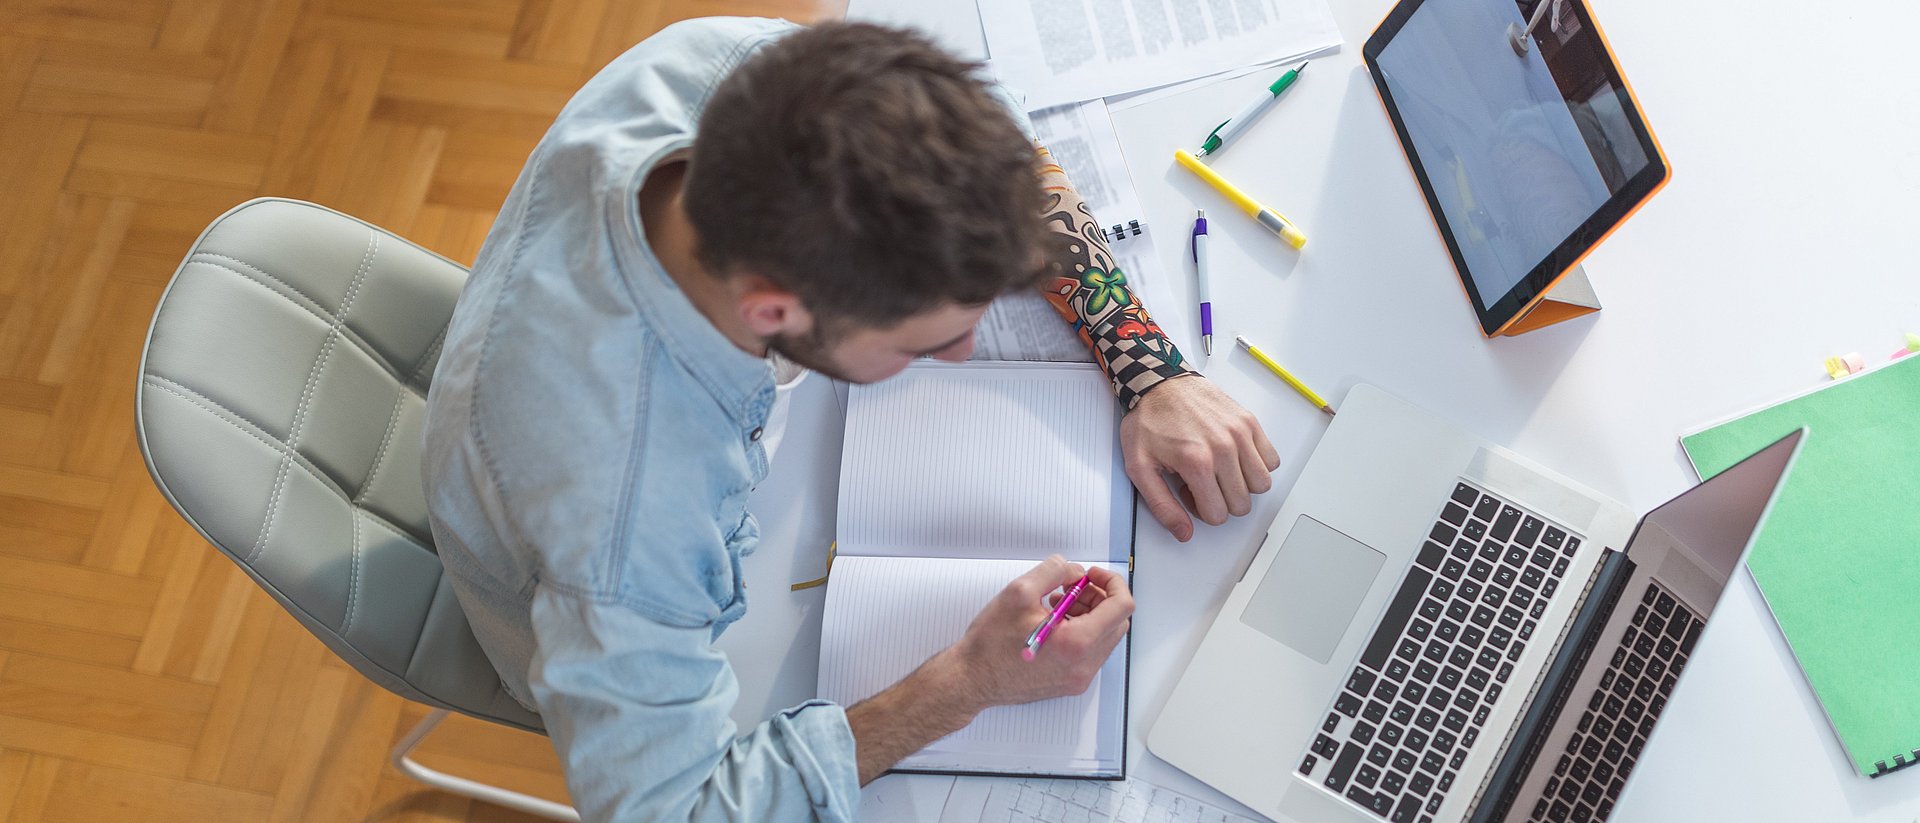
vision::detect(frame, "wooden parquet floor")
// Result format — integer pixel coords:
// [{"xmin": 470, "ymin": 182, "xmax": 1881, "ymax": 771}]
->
[{"xmin": 0, "ymin": 0, "xmax": 842, "ymax": 819}]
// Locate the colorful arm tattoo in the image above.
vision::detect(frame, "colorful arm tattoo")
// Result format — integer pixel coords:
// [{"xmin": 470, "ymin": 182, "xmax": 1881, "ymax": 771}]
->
[{"xmin": 1034, "ymin": 146, "xmax": 1198, "ymax": 410}]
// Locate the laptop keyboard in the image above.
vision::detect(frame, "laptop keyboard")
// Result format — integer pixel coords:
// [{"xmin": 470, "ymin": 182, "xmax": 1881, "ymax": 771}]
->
[
  {"xmin": 1529, "ymin": 582, "xmax": 1703, "ymax": 823},
  {"xmin": 1296, "ymin": 481, "xmax": 1582, "ymax": 822}
]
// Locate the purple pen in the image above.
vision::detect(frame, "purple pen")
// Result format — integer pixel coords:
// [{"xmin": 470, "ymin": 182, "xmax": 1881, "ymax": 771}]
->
[{"xmin": 1192, "ymin": 210, "xmax": 1213, "ymax": 356}]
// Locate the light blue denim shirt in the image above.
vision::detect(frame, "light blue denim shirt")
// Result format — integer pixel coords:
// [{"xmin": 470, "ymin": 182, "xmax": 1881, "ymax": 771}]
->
[{"xmin": 420, "ymin": 17, "xmax": 861, "ymax": 822}]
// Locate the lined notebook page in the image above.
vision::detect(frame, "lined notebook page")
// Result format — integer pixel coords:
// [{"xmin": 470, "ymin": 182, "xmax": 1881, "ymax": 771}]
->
[
  {"xmin": 837, "ymin": 362, "xmax": 1123, "ymax": 564},
  {"xmin": 819, "ymin": 556, "xmax": 1127, "ymax": 776}
]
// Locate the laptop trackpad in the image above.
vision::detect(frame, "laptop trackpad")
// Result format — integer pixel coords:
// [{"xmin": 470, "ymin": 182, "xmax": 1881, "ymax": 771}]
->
[{"xmin": 1240, "ymin": 516, "xmax": 1387, "ymax": 663}]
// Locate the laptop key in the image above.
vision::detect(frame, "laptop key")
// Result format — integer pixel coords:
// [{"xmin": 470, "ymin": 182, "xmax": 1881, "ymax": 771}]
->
[
  {"xmin": 1470, "ymin": 606, "xmax": 1496, "ymax": 628},
  {"xmin": 1431, "ymin": 729, "xmax": 1455, "ymax": 754},
  {"xmin": 1352, "ymin": 720, "xmax": 1376, "ymax": 745},
  {"xmin": 1435, "ymin": 620, "xmax": 1459, "ymax": 643},
  {"xmin": 1451, "ymin": 483, "xmax": 1478, "ymax": 506},
  {"xmin": 1543, "ymin": 526, "xmax": 1566, "ymax": 549},
  {"xmin": 1441, "ymin": 558, "xmax": 1466, "ymax": 580},
  {"xmin": 1654, "ymin": 591, "xmax": 1676, "ymax": 617},
  {"xmin": 1393, "ymin": 750, "xmax": 1418, "ymax": 773},
  {"xmin": 1416, "ymin": 708, "xmax": 1440, "ymax": 731},
  {"xmin": 1429, "ymin": 522, "xmax": 1457, "ymax": 545},
  {"xmin": 1380, "ymin": 723, "xmax": 1404, "ymax": 747},
  {"xmin": 1375, "ymin": 680, "xmax": 1401, "ymax": 703},
  {"xmin": 1349, "ymin": 669, "xmax": 1379, "ymax": 696},
  {"xmin": 1680, "ymin": 619, "xmax": 1704, "ymax": 655},
  {"xmin": 1324, "ymin": 712, "xmax": 1342, "ymax": 733},
  {"xmin": 1358, "ymin": 763, "xmax": 1382, "ymax": 787},
  {"xmin": 1517, "ymin": 516, "xmax": 1543, "ymax": 546},
  {"xmin": 1441, "ymin": 503, "xmax": 1469, "ymax": 526},
  {"xmin": 1666, "ymin": 610, "xmax": 1693, "ymax": 641},
  {"xmin": 1336, "ymin": 691, "xmax": 1363, "ymax": 717},
  {"xmin": 1461, "ymin": 520, "xmax": 1487, "ymax": 541},
  {"xmin": 1438, "ymin": 666, "xmax": 1463, "ymax": 689},
  {"xmin": 1391, "ymin": 793, "xmax": 1420, "ymax": 822},
  {"xmin": 1414, "ymin": 661, "xmax": 1438, "ymax": 683},
  {"xmin": 1442, "ymin": 710, "xmax": 1467, "ymax": 733},
  {"xmin": 1402, "ymin": 682, "xmax": 1427, "ymax": 705},
  {"xmin": 1406, "ymin": 728, "xmax": 1430, "ymax": 752},
  {"xmin": 1387, "ymin": 659, "xmax": 1411, "ymax": 681},
  {"xmin": 1416, "ymin": 541, "xmax": 1445, "ymax": 570},
  {"xmin": 1300, "ymin": 754, "xmax": 1317, "ymax": 775},
  {"xmin": 1364, "ymin": 700, "xmax": 1389, "ymax": 723},
  {"xmin": 1419, "ymin": 599, "xmax": 1445, "ymax": 621},
  {"xmin": 1473, "ymin": 494, "xmax": 1499, "ymax": 522},
  {"xmin": 1410, "ymin": 772, "xmax": 1433, "ymax": 796},
  {"xmin": 1492, "ymin": 507, "xmax": 1521, "ymax": 541},
  {"xmin": 1553, "ymin": 557, "xmax": 1570, "ymax": 576},
  {"xmin": 1345, "ymin": 785, "xmax": 1384, "ymax": 817},
  {"xmin": 1420, "ymin": 751, "xmax": 1445, "ymax": 774},
  {"xmin": 1382, "ymin": 769, "xmax": 1408, "ymax": 797},
  {"xmin": 1466, "ymin": 666, "xmax": 1491, "ymax": 690},
  {"xmin": 1327, "ymin": 742, "xmax": 1363, "ymax": 791},
  {"xmin": 1438, "ymin": 771, "xmax": 1454, "ymax": 791},
  {"xmin": 1492, "ymin": 565, "xmax": 1518, "ymax": 587},
  {"xmin": 1521, "ymin": 566, "xmax": 1545, "ymax": 588},
  {"xmin": 1392, "ymin": 703, "xmax": 1417, "ymax": 725},
  {"xmin": 1362, "ymin": 567, "xmax": 1435, "ymax": 670}
]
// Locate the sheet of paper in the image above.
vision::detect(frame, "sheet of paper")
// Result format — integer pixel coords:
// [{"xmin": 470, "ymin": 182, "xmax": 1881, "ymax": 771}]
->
[
  {"xmin": 820, "ymin": 556, "xmax": 1129, "ymax": 775},
  {"xmin": 979, "ymin": 0, "xmax": 1342, "ymax": 109},
  {"xmin": 939, "ymin": 775, "xmax": 1262, "ymax": 823},
  {"xmin": 1103, "ymin": 43, "xmax": 1339, "ymax": 112},
  {"xmin": 837, "ymin": 362, "xmax": 1126, "ymax": 564}
]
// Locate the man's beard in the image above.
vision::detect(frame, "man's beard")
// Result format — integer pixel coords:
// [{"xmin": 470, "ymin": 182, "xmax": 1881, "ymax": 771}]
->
[{"xmin": 767, "ymin": 326, "xmax": 865, "ymax": 384}]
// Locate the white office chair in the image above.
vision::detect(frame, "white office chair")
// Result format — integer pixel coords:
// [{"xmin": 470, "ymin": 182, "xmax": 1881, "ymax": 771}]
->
[{"xmin": 135, "ymin": 197, "xmax": 578, "ymax": 821}]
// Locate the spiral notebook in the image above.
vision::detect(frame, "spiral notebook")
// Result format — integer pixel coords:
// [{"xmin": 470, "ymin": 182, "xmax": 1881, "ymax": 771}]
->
[
  {"xmin": 817, "ymin": 360, "xmax": 1134, "ymax": 779},
  {"xmin": 1681, "ymin": 354, "xmax": 1920, "ymax": 777}
]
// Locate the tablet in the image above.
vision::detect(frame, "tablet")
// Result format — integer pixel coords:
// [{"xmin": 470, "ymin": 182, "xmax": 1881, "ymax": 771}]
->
[{"xmin": 1364, "ymin": 0, "xmax": 1669, "ymax": 336}]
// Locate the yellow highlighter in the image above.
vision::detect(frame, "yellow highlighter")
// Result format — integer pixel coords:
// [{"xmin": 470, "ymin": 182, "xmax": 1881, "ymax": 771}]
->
[{"xmin": 1174, "ymin": 149, "xmax": 1307, "ymax": 249}]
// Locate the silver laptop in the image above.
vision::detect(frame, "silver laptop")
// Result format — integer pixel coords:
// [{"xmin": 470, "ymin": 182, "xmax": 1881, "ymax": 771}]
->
[{"xmin": 1150, "ymin": 385, "xmax": 1803, "ymax": 823}]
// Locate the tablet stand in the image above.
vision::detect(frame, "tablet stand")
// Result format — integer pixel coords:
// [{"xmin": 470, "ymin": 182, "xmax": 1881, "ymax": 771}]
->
[{"xmin": 1498, "ymin": 265, "xmax": 1602, "ymax": 336}]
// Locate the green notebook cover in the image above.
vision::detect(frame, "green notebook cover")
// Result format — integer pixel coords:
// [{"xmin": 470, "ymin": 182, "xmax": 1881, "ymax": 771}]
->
[{"xmin": 1680, "ymin": 354, "xmax": 1920, "ymax": 777}]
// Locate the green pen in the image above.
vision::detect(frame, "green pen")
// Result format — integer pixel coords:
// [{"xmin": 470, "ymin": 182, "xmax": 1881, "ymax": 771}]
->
[{"xmin": 1196, "ymin": 62, "xmax": 1308, "ymax": 158}]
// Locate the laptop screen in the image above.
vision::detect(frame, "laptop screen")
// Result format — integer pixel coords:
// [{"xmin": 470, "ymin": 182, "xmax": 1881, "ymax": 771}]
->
[{"xmin": 1471, "ymin": 430, "xmax": 1802, "ymax": 823}]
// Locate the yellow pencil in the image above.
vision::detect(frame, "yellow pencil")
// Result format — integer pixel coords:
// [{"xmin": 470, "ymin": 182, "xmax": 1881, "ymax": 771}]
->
[{"xmin": 1236, "ymin": 335, "xmax": 1334, "ymax": 416}]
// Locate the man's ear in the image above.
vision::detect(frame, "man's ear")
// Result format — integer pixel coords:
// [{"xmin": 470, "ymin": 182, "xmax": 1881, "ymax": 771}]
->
[{"xmin": 730, "ymin": 273, "xmax": 813, "ymax": 339}]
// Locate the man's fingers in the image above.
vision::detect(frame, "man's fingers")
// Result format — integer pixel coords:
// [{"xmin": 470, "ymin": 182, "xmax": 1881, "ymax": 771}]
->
[
  {"xmin": 1239, "ymin": 431, "xmax": 1275, "ymax": 496},
  {"xmin": 1177, "ymin": 458, "xmax": 1230, "ymax": 526},
  {"xmin": 1253, "ymin": 422, "xmax": 1281, "ymax": 472},
  {"xmin": 1126, "ymin": 454, "xmax": 1194, "ymax": 541},
  {"xmin": 1213, "ymin": 444, "xmax": 1253, "ymax": 518},
  {"xmin": 1010, "ymin": 554, "xmax": 1077, "ymax": 602}
]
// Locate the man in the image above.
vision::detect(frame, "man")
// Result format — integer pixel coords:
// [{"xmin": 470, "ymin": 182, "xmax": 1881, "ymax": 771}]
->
[{"xmin": 422, "ymin": 17, "xmax": 1280, "ymax": 822}]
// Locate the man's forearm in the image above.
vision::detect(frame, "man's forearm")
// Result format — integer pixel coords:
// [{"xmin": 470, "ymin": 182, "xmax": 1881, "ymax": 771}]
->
[
  {"xmin": 1033, "ymin": 146, "xmax": 1197, "ymax": 409},
  {"xmin": 844, "ymin": 649, "xmax": 983, "ymax": 784}
]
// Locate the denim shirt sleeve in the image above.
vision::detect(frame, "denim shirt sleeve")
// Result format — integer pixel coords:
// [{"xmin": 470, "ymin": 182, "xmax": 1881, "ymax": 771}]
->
[{"xmin": 529, "ymin": 584, "xmax": 860, "ymax": 823}]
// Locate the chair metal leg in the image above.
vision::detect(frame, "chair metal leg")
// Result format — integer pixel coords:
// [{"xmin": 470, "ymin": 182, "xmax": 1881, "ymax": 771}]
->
[{"xmin": 390, "ymin": 708, "xmax": 581, "ymax": 821}]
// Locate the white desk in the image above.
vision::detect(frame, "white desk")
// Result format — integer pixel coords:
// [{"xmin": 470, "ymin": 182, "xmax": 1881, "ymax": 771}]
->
[{"xmin": 723, "ymin": 0, "xmax": 1920, "ymax": 819}]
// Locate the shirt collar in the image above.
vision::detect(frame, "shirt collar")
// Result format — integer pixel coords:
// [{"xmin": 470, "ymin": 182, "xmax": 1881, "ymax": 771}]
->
[{"xmin": 611, "ymin": 140, "xmax": 776, "ymax": 426}]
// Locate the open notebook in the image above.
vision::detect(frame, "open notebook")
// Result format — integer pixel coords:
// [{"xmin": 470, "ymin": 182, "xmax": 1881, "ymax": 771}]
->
[{"xmin": 817, "ymin": 360, "xmax": 1134, "ymax": 778}]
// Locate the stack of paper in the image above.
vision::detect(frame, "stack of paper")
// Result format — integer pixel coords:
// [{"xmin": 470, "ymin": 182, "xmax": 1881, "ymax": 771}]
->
[{"xmin": 977, "ymin": 0, "xmax": 1341, "ymax": 110}]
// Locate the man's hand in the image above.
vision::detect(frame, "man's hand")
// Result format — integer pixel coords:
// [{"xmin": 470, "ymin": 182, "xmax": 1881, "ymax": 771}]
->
[
  {"xmin": 945, "ymin": 555, "xmax": 1134, "ymax": 709},
  {"xmin": 1121, "ymin": 375, "xmax": 1280, "ymax": 541},
  {"xmin": 845, "ymin": 556, "xmax": 1133, "ymax": 783}
]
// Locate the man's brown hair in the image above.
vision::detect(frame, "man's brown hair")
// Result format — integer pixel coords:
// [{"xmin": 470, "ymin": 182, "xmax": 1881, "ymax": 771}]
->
[{"xmin": 683, "ymin": 22, "xmax": 1046, "ymax": 329}]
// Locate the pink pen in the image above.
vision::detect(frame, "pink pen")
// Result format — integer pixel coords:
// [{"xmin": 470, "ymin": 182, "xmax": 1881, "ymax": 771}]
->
[{"xmin": 1022, "ymin": 574, "xmax": 1092, "ymax": 661}]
